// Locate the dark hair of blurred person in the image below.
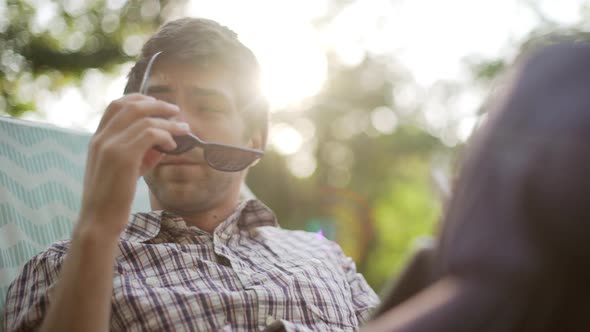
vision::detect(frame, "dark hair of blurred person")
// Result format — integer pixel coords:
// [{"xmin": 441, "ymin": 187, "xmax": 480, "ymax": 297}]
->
[{"xmin": 363, "ymin": 42, "xmax": 590, "ymax": 332}]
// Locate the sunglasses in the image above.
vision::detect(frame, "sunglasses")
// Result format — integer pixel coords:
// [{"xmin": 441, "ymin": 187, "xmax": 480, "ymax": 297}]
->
[{"xmin": 138, "ymin": 51, "xmax": 264, "ymax": 172}]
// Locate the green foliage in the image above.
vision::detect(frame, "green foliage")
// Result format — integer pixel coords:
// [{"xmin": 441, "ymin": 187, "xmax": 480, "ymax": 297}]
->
[
  {"xmin": 0, "ymin": 0, "xmax": 187, "ymax": 117},
  {"xmin": 470, "ymin": 59, "xmax": 506, "ymax": 82},
  {"xmin": 365, "ymin": 158, "xmax": 441, "ymax": 290}
]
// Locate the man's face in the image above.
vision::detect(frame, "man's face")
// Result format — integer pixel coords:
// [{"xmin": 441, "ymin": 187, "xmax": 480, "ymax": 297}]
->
[{"xmin": 142, "ymin": 59, "xmax": 255, "ymax": 214}]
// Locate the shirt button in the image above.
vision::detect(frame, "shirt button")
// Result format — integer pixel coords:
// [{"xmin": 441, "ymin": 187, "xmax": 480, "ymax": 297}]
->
[{"xmin": 145, "ymin": 277, "xmax": 159, "ymax": 286}]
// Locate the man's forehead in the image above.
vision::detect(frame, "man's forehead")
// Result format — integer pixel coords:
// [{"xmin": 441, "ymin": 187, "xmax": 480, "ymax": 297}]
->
[
  {"xmin": 147, "ymin": 72, "xmax": 203, "ymax": 87},
  {"xmin": 148, "ymin": 68, "xmax": 223, "ymax": 85},
  {"xmin": 146, "ymin": 62, "xmax": 235, "ymax": 100},
  {"xmin": 149, "ymin": 58, "xmax": 229, "ymax": 81}
]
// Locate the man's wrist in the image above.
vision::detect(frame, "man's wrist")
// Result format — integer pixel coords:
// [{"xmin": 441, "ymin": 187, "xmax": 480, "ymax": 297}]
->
[
  {"xmin": 78, "ymin": 206, "xmax": 130, "ymax": 235},
  {"xmin": 73, "ymin": 218, "xmax": 123, "ymax": 249}
]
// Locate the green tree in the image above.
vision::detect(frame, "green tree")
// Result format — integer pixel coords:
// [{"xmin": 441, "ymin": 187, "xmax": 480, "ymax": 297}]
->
[{"xmin": 0, "ymin": 0, "xmax": 187, "ymax": 117}]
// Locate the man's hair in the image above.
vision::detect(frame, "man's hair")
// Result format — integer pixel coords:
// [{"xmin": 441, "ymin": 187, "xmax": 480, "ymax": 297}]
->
[{"xmin": 124, "ymin": 17, "xmax": 268, "ymax": 146}]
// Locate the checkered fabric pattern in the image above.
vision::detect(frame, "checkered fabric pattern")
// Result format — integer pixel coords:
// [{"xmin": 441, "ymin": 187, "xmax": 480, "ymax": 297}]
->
[{"xmin": 4, "ymin": 199, "xmax": 379, "ymax": 331}]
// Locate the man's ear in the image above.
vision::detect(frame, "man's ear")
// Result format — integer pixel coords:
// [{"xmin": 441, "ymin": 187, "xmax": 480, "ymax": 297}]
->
[
  {"xmin": 243, "ymin": 96, "xmax": 269, "ymax": 151},
  {"xmin": 247, "ymin": 127, "xmax": 266, "ymax": 151}
]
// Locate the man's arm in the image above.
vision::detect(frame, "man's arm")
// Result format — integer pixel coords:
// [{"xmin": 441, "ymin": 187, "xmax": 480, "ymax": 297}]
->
[
  {"xmin": 343, "ymin": 256, "xmax": 380, "ymax": 323},
  {"xmin": 4, "ymin": 245, "xmax": 63, "ymax": 331},
  {"xmin": 3, "ymin": 234, "xmax": 119, "ymax": 332},
  {"xmin": 37, "ymin": 223, "xmax": 121, "ymax": 332},
  {"xmin": 12, "ymin": 94, "xmax": 189, "ymax": 332},
  {"xmin": 329, "ymin": 242, "xmax": 380, "ymax": 324}
]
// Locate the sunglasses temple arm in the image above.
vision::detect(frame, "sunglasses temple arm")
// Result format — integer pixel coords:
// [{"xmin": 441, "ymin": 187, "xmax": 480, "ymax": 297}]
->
[{"xmin": 139, "ymin": 51, "xmax": 163, "ymax": 95}]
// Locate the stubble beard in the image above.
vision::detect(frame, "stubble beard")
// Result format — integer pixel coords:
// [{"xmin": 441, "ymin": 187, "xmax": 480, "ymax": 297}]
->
[{"xmin": 144, "ymin": 169, "xmax": 234, "ymax": 215}]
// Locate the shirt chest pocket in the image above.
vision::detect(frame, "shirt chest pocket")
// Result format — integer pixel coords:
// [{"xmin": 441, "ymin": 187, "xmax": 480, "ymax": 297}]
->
[
  {"xmin": 273, "ymin": 259, "xmax": 357, "ymax": 329},
  {"xmin": 111, "ymin": 271, "xmax": 230, "ymax": 330},
  {"xmin": 113, "ymin": 268, "xmax": 201, "ymax": 293}
]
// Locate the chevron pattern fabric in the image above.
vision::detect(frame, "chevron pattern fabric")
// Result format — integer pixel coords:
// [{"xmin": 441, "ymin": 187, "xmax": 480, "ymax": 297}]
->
[{"xmin": 0, "ymin": 117, "xmax": 151, "ymax": 329}]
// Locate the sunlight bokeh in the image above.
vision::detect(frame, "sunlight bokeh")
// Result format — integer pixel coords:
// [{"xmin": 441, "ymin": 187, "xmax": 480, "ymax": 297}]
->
[
  {"xmin": 21, "ymin": 0, "xmax": 587, "ymax": 155},
  {"xmin": 269, "ymin": 123, "xmax": 303, "ymax": 155},
  {"xmin": 188, "ymin": 0, "xmax": 329, "ymax": 111}
]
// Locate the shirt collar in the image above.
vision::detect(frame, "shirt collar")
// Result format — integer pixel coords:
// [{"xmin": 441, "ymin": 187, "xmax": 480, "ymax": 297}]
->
[{"xmin": 120, "ymin": 199, "xmax": 278, "ymax": 243}]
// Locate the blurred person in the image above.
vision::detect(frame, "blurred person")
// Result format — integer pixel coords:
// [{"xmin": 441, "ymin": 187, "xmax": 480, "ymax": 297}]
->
[
  {"xmin": 4, "ymin": 17, "xmax": 378, "ymax": 332},
  {"xmin": 362, "ymin": 42, "xmax": 590, "ymax": 332}
]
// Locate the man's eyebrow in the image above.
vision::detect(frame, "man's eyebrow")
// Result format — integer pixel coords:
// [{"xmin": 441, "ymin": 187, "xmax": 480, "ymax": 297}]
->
[{"xmin": 146, "ymin": 85, "xmax": 228, "ymax": 100}]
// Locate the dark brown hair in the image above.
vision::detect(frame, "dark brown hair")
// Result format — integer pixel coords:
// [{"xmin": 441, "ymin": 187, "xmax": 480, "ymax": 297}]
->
[
  {"xmin": 373, "ymin": 43, "xmax": 590, "ymax": 332},
  {"xmin": 124, "ymin": 17, "xmax": 268, "ymax": 146},
  {"xmin": 436, "ymin": 42, "xmax": 590, "ymax": 330}
]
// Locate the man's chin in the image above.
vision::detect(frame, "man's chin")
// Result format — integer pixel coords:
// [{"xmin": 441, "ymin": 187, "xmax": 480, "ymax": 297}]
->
[
  {"xmin": 155, "ymin": 185, "xmax": 217, "ymax": 211},
  {"xmin": 163, "ymin": 186, "xmax": 201, "ymax": 201},
  {"xmin": 145, "ymin": 172, "xmax": 236, "ymax": 213}
]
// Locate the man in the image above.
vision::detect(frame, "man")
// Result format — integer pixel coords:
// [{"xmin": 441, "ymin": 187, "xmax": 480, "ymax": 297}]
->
[{"xmin": 4, "ymin": 18, "xmax": 379, "ymax": 331}]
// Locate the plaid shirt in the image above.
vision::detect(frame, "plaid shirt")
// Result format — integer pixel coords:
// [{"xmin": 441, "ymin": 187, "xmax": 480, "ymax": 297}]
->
[{"xmin": 4, "ymin": 199, "xmax": 379, "ymax": 331}]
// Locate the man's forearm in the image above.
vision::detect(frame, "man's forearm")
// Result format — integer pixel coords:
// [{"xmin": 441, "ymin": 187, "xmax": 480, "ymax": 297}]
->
[
  {"xmin": 40, "ymin": 221, "xmax": 121, "ymax": 332},
  {"xmin": 35, "ymin": 93, "xmax": 185, "ymax": 331}
]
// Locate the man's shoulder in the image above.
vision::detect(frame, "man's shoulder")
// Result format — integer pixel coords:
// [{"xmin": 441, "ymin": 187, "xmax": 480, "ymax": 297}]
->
[
  {"xmin": 259, "ymin": 227, "xmax": 344, "ymax": 254},
  {"xmin": 26, "ymin": 239, "xmax": 71, "ymax": 265},
  {"xmin": 8, "ymin": 239, "xmax": 70, "ymax": 293},
  {"xmin": 264, "ymin": 227, "xmax": 328, "ymax": 240},
  {"xmin": 44, "ymin": 238, "xmax": 71, "ymax": 252}
]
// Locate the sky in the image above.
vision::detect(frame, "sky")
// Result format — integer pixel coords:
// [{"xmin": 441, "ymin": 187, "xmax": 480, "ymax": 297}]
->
[{"xmin": 22, "ymin": 0, "xmax": 587, "ymax": 161}]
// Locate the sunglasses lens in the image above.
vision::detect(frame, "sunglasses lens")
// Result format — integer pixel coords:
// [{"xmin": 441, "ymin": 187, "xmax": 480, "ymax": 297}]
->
[{"xmin": 205, "ymin": 145, "xmax": 261, "ymax": 172}]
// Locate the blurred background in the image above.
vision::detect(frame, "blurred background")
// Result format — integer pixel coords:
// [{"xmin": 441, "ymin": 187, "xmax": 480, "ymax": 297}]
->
[{"xmin": 2, "ymin": 0, "xmax": 589, "ymax": 293}]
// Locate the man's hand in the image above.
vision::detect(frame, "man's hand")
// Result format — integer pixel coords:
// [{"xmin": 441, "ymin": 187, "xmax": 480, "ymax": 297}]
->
[
  {"xmin": 78, "ymin": 93, "xmax": 189, "ymax": 237},
  {"xmin": 39, "ymin": 93, "xmax": 189, "ymax": 332}
]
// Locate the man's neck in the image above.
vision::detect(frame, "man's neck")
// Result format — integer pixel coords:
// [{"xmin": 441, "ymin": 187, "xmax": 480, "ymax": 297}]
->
[
  {"xmin": 149, "ymin": 194, "xmax": 241, "ymax": 233},
  {"xmin": 176, "ymin": 200, "xmax": 239, "ymax": 233}
]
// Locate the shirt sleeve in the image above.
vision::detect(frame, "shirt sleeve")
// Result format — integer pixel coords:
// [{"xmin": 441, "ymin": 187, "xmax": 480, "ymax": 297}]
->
[
  {"xmin": 328, "ymin": 241, "xmax": 380, "ymax": 324},
  {"xmin": 4, "ymin": 244, "xmax": 66, "ymax": 332}
]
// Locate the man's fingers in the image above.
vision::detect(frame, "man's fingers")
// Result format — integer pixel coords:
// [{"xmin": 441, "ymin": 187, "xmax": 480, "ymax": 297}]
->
[
  {"xmin": 130, "ymin": 128, "xmax": 177, "ymax": 155},
  {"xmin": 124, "ymin": 117, "xmax": 191, "ymax": 138},
  {"xmin": 91, "ymin": 117, "xmax": 189, "ymax": 172},
  {"xmin": 97, "ymin": 93, "xmax": 147, "ymax": 132},
  {"xmin": 120, "ymin": 117, "xmax": 190, "ymax": 152},
  {"xmin": 140, "ymin": 149, "xmax": 165, "ymax": 175},
  {"xmin": 111, "ymin": 100, "xmax": 181, "ymax": 133},
  {"xmin": 98, "ymin": 94, "xmax": 180, "ymax": 134}
]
